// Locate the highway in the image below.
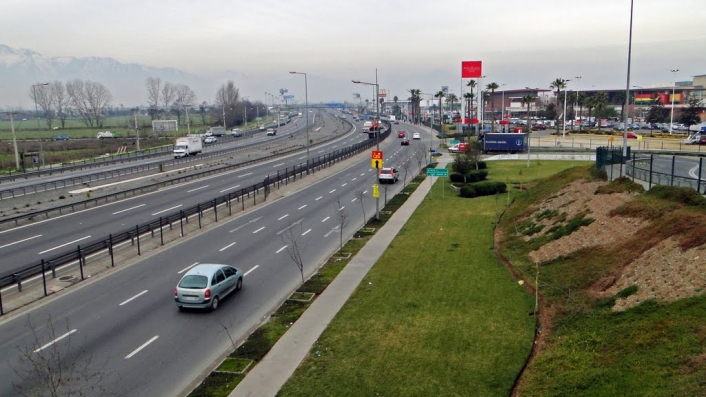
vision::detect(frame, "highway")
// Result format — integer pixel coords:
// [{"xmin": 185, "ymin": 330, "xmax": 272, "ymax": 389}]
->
[
  {"xmin": 0, "ymin": 110, "xmax": 352, "ymax": 274},
  {"xmin": 0, "ymin": 115, "xmax": 305, "ymax": 196},
  {"xmin": 0, "ymin": 119, "xmax": 434, "ymax": 396}
]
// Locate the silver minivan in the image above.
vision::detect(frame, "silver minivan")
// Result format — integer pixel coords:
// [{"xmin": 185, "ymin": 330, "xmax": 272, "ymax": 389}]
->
[{"xmin": 174, "ymin": 264, "xmax": 243, "ymax": 311}]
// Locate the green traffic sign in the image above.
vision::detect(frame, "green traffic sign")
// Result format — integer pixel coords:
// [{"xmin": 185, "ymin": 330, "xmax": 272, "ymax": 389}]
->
[
  {"xmin": 449, "ymin": 139, "xmax": 459, "ymax": 144},
  {"xmin": 426, "ymin": 168, "xmax": 448, "ymax": 177}
]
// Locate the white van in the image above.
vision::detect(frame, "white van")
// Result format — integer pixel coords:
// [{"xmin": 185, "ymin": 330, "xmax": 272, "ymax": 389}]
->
[{"xmin": 231, "ymin": 128, "xmax": 242, "ymax": 137}]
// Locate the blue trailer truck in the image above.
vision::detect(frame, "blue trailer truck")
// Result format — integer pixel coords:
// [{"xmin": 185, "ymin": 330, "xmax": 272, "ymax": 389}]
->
[{"xmin": 480, "ymin": 132, "xmax": 527, "ymax": 154}]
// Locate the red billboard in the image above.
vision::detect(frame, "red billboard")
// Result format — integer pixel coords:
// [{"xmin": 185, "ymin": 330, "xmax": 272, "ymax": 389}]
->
[{"xmin": 461, "ymin": 61, "xmax": 482, "ymax": 78}]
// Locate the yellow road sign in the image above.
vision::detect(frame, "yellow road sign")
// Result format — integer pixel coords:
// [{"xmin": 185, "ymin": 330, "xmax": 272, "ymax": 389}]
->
[
  {"xmin": 372, "ymin": 184, "xmax": 379, "ymax": 198},
  {"xmin": 372, "ymin": 159, "xmax": 383, "ymax": 169}
]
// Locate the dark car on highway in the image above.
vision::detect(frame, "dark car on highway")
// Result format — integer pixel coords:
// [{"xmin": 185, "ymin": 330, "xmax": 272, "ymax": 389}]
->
[
  {"xmin": 401, "ymin": 138, "xmax": 410, "ymax": 145},
  {"xmin": 53, "ymin": 134, "xmax": 70, "ymax": 141}
]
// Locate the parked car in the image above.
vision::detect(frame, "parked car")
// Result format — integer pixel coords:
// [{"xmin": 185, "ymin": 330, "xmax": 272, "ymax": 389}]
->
[
  {"xmin": 174, "ymin": 264, "xmax": 243, "ymax": 311},
  {"xmin": 204, "ymin": 136, "xmax": 218, "ymax": 144},
  {"xmin": 377, "ymin": 167, "xmax": 399, "ymax": 184},
  {"xmin": 53, "ymin": 134, "xmax": 70, "ymax": 141},
  {"xmin": 401, "ymin": 138, "xmax": 410, "ymax": 146},
  {"xmin": 412, "ymin": 132, "xmax": 421, "ymax": 140},
  {"xmin": 531, "ymin": 124, "xmax": 546, "ymax": 130},
  {"xmin": 397, "ymin": 131, "xmax": 406, "ymax": 138}
]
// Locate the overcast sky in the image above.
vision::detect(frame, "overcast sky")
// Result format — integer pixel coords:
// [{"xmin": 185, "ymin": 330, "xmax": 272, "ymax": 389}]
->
[{"xmin": 3, "ymin": 0, "xmax": 705, "ymax": 104}]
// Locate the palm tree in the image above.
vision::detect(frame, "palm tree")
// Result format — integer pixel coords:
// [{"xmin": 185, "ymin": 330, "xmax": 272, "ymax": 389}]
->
[
  {"xmin": 486, "ymin": 82, "xmax": 499, "ymax": 131},
  {"xmin": 594, "ymin": 92, "xmax": 609, "ymax": 124},
  {"xmin": 463, "ymin": 92, "xmax": 474, "ymax": 134},
  {"xmin": 434, "ymin": 90, "xmax": 445, "ymax": 125},
  {"xmin": 522, "ymin": 95, "xmax": 534, "ymax": 133},
  {"xmin": 550, "ymin": 78, "xmax": 567, "ymax": 127},
  {"xmin": 584, "ymin": 96, "xmax": 596, "ymax": 127},
  {"xmin": 612, "ymin": 91, "xmax": 626, "ymax": 120},
  {"xmin": 447, "ymin": 93, "xmax": 458, "ymax": 120},
  {"xmin": 408, "ymin": 89, "xmax": 421, "ymax": 123},
  {"xmin": 577, "ymin": 92, "xmax": 586, "ymax": 131},
  {"xmin": 393, "ymin": 95, "xmax": 399, "ymax": 118}
]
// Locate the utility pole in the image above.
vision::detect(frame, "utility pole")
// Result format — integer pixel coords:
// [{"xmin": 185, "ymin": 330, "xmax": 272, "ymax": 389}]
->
[
  {"xmin": 133, "ymin": 108, "xmax": 140, "ymax": 151},
  {"xmin": 32, "ymin": 82, "xmax": 50, "ymax": 166},
  {"xmin": 7, "ymin": 112, "xmax": 20, "ymax": 169}
]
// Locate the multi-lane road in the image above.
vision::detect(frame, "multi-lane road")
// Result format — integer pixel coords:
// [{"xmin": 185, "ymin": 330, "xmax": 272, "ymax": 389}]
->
[{"xmin": 0, "ymin": 115, "xmax": 435, "ymax": 396}]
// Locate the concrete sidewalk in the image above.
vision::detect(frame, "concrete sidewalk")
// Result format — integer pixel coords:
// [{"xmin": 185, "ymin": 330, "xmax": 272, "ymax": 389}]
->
[{"xmin": 230, "ymin": 160, "xmax": 450, "ymax": 397}]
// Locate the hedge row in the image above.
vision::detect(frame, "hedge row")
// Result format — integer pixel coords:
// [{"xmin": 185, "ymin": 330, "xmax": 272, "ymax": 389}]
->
[
  {"xmin": 450, "ymin": 169, "xmax": 489, "ymax": 183},
  {"xmin": 459, "ymin": 181, "xmax": 507, "ymax": 198}
]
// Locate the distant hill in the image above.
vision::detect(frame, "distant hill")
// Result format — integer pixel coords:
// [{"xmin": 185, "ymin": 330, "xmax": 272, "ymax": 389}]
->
[{"xmin": 0, "ymin": 43, "xmax": 208, "ymax": 109}]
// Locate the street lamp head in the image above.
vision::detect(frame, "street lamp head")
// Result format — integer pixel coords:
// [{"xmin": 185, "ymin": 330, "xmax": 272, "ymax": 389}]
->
[
  {"xmin": 670, "ymin": 69, "xmax": 679, "ymax": 73},
  {"xmin": 352, "ymin": 80, "xmax": 361, "ymax": 84}
]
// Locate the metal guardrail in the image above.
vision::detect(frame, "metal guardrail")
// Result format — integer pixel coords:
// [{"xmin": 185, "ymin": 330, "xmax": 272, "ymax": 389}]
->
[
  {"xmin": 0, "ymin": 121, "xmax": 389, "ymax": 315},
  {"xmin": 0, "ymin": 118, "xmax": 306, "ymax": 200},
  {"xmin": 625, "ymin": 153, "xmax": 706, "ymax": 194}
]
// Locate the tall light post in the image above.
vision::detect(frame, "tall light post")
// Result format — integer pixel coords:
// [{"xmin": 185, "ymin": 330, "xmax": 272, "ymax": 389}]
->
[
  {"xmin": 500, "ymin": 83, "xmax": 506, "ymax": 132},
  {"xmin": 353, "ymin": 70, "xmax": 381, "ymax": 220},
  {"xmin": 32, "ymin": 82, "xmax": 50, "ymax": 166},
  {"xmin": 561, "ymin": 79, "xmax": 572, "ymax": 142},
  {"xmin": 289, "ymin": 72, "xmax": 310, "ymax": 172},
  {"xmin": 668, "ymin": 68, "xmax": 679, "ymax": 135},
  {"xmin": 421, "ymin": 92, "xmax": 437, "ymax": 158},
  {"xmin": 478, "ymin": 75, "xmax": 486, "ymax": 134},
  {"xmin": 6, "ymin": 112, "xmax": 20, "ymax": 169},
  {"xmin": 622, "ymin": 0, "xmax": 635, "ymax": 161},
  {"xmin": 242, "ymin": 96, "xmax": 250, "ymax": 129},
  {"xmin": 574, "ymin": 76, "xmax": 582, "ymax": 132},
  {"xmin": 132, "ymin": 108, "xmax": 141, "ymax": 151}
]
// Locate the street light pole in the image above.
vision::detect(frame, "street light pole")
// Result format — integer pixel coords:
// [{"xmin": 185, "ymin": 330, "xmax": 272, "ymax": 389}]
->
[
  {"xmin": 352, "ymin": 71, "xmax": 381, "ymax": 220},
  {"xmin": 500, "ymin": 83, "xmax": 506, "ymax": 132},
  {"xmin": 574, "ymin": 76, "xmax": 582, "ymax": 132},
  {"xmin": 478, "ymin": 75, "xmax": 486, "ymax": 135},
  {"xmin": 7, "ymin": 112, "xmax": 20, "ymax": 169},
  {"xmin": 242, "ymin": 96, "xmax": 249, "ymax": 129},
  {"xmin": 289, "ymin": 72, "xmax": 309, "ymax": 172},
  {"xmin": 133, "ymin": 108, "xmax": 141, "ymax": 151},
  {"xmin": 32, "ymin": 82, "xmax": 50, "ymax": 166},
  {"xmin": 622, "ymin": 0, "xmax": 634, "ymax": 162},
  {"xmin": 669, "ymin": 68, "xmax": 679, "ymax": 135},
  {"xmin": 561, "ymin": 79, "xmax": 572, "ymax": 143}
]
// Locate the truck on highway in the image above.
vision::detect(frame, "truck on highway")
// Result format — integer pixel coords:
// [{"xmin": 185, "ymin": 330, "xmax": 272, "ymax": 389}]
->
[
  {"xmin": 96, "ymin": 131, "xmax": 114, "ymax": 139},
  {"xmin": 206, "ymin": 126, "xmax": 226, "ymax": 137},
  {"xmin": 362, "ymin": 121, "xmax": 373, "ymax": 133},
  {"xmin": 480, "ymin": 132, "xmax": 527, "ymax": 154},
  {"xmin": 173, "ymin": 137, "xmax": 203, "ymax": 158}
]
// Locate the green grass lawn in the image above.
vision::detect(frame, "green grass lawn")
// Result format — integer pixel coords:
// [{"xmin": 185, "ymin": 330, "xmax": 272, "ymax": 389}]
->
[{"xmin": 277, "ymin": 162, "xmax": 561, "ymax": 396}]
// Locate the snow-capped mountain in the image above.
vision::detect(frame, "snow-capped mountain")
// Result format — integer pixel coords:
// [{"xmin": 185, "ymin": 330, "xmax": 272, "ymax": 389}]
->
[{"xmin": 0, "ymin": 44, "xmax": 209, "ymax": 108}]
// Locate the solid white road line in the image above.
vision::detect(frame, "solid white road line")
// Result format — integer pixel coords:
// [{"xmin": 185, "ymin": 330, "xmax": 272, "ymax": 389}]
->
[
  {"xmin": 302, "ymin": 228, "xmax": 311, "ymax": 236},
  {"xmin": 112, "ymin": 204, "xmax": 146, "ymax": 215},
  {"xmin": 298, "ymin": 205, "xmax": 307, "ymax": 210},
  {"xmin": 220, "ymin": 185, "xmax": 241, "ymax": 193},
  {"xmin": 178, "ymin": 262, "xmax": 199, "ymax": 274},
  {"xmin": 244, "ymin": 265, "xmax": 259, "ymax": 276},
  {"xmin": 253, "ymin": 227, "xmax": 265, "ymax": 233},
  {"xmin": 276, "ymin": 219, "xmax": 303, "ymax": 235},
  {"xmin": 315, "ymin": 196, "xmax": 323, "ymax": 201},
  {"xmin": 219, "ymin": 242, "xmax": 236, "ymax": 252},
  {"xmin": 34, "ymin": 329, "xmax": 77, "ymax": 353},
  {"xmin": 276, "ymin": 245, "xmax": 287, "ymax": 253},
  {"xmin": 238, "ymin": 172, "xmax": 253, "ymax": 178},
  {"xmin": 187, "ymin": 185, "xmax": 209, "ymax": 193},
  {"xmin": 125, "ymin": 335, "xmax": 159, "ymax": 359},
  {"xmin": 298, "ymin": 156, "xmax": 307, "ymax": 160},
  {"xmin": 38, "ymin": 236, "xmax": 92, "ymax": 255},
  {"xmin": 119, "ymin": 290, "xmax": 148, "ymax": 306},
  {"xmin": 0, "ymin": 234, "xmax": 42, "ymax": 250},
  {"xmin": 278, "ymin": 214, "xmax": 289, "ymax": 220},
  {"xmin": 321, "ymin": 216, "xmax": 330, "ymax": 222},
  {"xmin": 151, "ymin": 205, "xmax": 182, "ymax": 216},
  {"xmin": 273, "ymin": 163, "xmax": 285, "ymax": 168},
  {"xmin": 68, "ymin": 164, "xmax": 203, "ymax": 194}
]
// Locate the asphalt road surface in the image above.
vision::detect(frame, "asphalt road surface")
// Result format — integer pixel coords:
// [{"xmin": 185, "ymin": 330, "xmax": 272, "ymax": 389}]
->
[{"xmin": 0, "ymin": 120, "xmax": 434, "ymax": 397}]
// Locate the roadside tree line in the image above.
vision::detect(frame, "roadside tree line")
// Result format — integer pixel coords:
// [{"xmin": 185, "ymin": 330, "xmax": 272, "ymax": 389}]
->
[{"xmin": 29, "ymin": 80, "xmax": 112, "ymax": 130}]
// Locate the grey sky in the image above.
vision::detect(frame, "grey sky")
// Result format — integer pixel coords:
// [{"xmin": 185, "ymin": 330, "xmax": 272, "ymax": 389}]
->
[{"xmin": 3, "ymin": 0, "xmax": 705, "ymax": 104}]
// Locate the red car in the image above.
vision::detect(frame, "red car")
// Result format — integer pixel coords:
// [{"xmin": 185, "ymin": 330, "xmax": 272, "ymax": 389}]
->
[
  {"xmin": 627, "ymin": 132, "xmax": 641, "ymax": 139},
  {"xmin": 397, "ymin": 131, "xmax": 406, "ymax": 138},
  {"xmin": 531, "ymin": 123, "xmax": 547, "ymax": 130}
]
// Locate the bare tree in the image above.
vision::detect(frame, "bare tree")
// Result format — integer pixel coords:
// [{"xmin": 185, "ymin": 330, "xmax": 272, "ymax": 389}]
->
[
  {"xmin": 29, "ymin": 84, "xmax": 54, "ymax": 129},
  {"xmin": 401, "ymin": 159, "xmax": 413, "ymax": 186},
  {"xmin": 215, "ymin": 80, "xmax": 239, "ymax": 126},
  {"xmin": 281, "ymin": 220, "xmax": 307, "ymax": 282},
  {"xmin": 335, "ymin": 197, "xmax": 349, "ymax": 253},
  {"xmin": 414, "ymin": 148, "xmax": 426, "ymax": 169},
  {"xmin": 199, "ymin": 102, "xmax": 208, "ymax": 125},
  {"xmin": 355, "ymin": 190, "xmax": 367, "ymax": 228},
  {"xmin": 50, "ymin": 81, "xmax": 69, "ymax": 129},
  {"xmin": 66, "ymin": 79, "xmax": 112, "ymax": 128},
  {"xmin": 172, "ymin": 84, "xmax": 197, "ymax": 126},
  {"xmin": 11, "ymin": 314, "xmax": 113, "ymax": 397},
  {"xmin": 161, "ymin": 81, "xmax": 175, "ymax": 117},
  {"xmin": 145, "ymin": 77, "xmax": 161, "ymax": 119}
]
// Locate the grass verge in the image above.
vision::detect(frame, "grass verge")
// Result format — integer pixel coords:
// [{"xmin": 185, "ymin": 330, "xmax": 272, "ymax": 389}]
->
[{"xmin": 276, "ymin": 162, "xmax": 559, "ymax": 396}]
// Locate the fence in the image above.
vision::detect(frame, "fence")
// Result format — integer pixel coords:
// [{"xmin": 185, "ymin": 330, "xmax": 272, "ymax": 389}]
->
[
  {"xmin": 0, "ymin": 122, "xmax": 390, "ymax": 315},
  {"xmin": 625, "ymin": 153, "xmax": 705, "ymax": 194}
]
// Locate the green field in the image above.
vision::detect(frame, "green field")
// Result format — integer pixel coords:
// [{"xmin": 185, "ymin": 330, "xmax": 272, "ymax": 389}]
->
[{"xmin": 277, "ymin": 161, "xmax": 587, "ymax": 396}]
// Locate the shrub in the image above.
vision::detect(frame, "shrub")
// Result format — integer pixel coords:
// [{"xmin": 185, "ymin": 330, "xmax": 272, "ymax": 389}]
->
[
  {"xmin": 473, "ymin": 161, "xmax": 488, "ymax": 170},
  {"xmin": 459, "ymin": 185, "xmax": 476, "ymax": 198},
  {"xmin": 588, "ymin": 164, "xmax": 608, "ymax": 181},
  {"xmin": 647, "ymin": 185, "xmax": 706, "ymax": 208},
  {"xmin": 471, "ymin": 181, "xmax": 507, "ymax": 196},
  {"xmin": 595, "ymin": 176, "xmax": 644, "ymax": 194},
  {"xmin": 468, "ymin": 169, "xmax": 489, "ymax": 182},
  {"xmin": 449, "ymin": 173, "xmax": 466, "ymax": 183}
]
